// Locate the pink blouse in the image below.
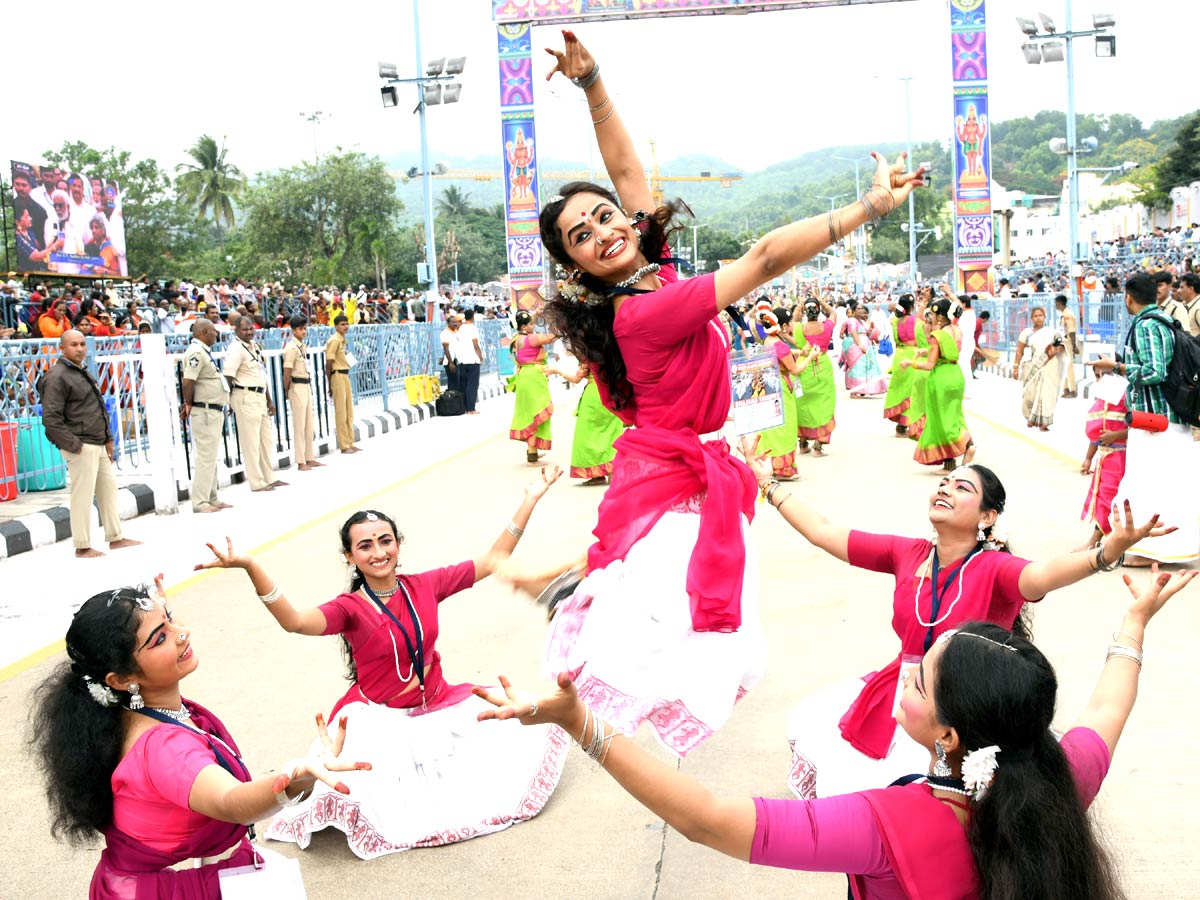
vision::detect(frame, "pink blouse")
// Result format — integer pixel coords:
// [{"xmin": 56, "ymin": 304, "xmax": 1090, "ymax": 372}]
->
[
  {"xmin": 751, "ymin": 727, "xmax": 1111, "ymax": 899},
  {"xmin": 320, "ymin": 561, "xmax": 477, "ymax": 717},
  {"xmin": 515, "ymin": 336, "xmax": 545, "ymax": 365},
  {"xmin": 111, "ymin": 726, "xmax": 233, "ymax": 852},
  {"xmin": 588, "ymin": 267, "xmax": 758, "ymax": 632},
  {"xmin": 802, "ymin": 320, "xmax": 835, "ymax": 350},
  {"xmin": 839, "ymin": 531, "xmax": 1034, "ymax": 759}
]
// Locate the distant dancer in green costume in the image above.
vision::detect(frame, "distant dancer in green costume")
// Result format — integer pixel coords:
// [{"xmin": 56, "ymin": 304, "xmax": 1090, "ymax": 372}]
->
[
  {"xmin": 794, "ymin": 297, "xmax": 837, "ymax": 457},
  {"xmin": 509, "ymin": 311, "xmax": 556, "ymax": 463},
  {"xmin": 900, "ymin": 296, "xmax": 976, "ymax": 471},
  {"xmin": 882, "ymin": 293, "xmax": 918, "ymax": 434},
  {"xmin": 755, "ymin": 303, "xmax": 821, "ymax": 479},
  {"xmin": 548, "ymin": 361, "xmax": 625, "ymax": 485},
  {"xmin": 905, "ymin": 288, "xmax": 934, "ymax": 442}
]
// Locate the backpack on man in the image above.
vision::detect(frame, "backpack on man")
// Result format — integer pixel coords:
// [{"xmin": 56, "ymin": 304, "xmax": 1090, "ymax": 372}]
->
[{"xmin": 1130, "ymin": 310, "xmax": 1200, "ymax": 426}]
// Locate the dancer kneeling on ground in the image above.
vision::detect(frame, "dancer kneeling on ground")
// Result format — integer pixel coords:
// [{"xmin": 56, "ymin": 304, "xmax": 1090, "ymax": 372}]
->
[
  {"xmin": 744, "ymin": 447, "xmax": 1174, "ymax": 799},
  {"xmin": 522, "ymin": 30, "xmax": 924, "ymax": 757},
  {"xmin": 478, "ymin": 567, "xmax": 1194, "ymax": 900},
  {"xmin": 194, "ymin": 467, "xmax": 569, "ymax": 859},
  {"xmin": 31, "ymin": 580, "xmax": 364, "ymax": 899}
]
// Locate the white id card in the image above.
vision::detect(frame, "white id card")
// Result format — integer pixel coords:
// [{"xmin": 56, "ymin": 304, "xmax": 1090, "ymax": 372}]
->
[
  {"xmin": 345, "ymin": 351, "xmax": 358, "ymax": 368},
  {"xmin": 218, "ymin": 845, "xmax": 307, "ymax": 899}
]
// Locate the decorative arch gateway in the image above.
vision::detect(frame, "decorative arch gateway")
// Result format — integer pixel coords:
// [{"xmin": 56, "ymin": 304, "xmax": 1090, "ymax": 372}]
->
[{"xmin": 490, "ymin": 0, "xmax": 986, "ymax": 307}]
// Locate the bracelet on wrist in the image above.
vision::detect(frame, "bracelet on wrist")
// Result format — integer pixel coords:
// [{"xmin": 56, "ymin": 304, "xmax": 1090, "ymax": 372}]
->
[
  {"xmin": 572, "ymin": 62, "xmax": 601, "ymax": 90},
  {"xmin": 1113, "ymin": 630, "xmax": 1143, "ymax": 651},
  {"xmin": 759, "ymin": 479, "xmax": 779, "ymax": 502},
  {"xmin": 506, "ymin": 521, "xmax": 525, "ymax": 539},
  {"xmin": 1105, "ymin": 643, "xmax": 1143, "ymax": 668}
]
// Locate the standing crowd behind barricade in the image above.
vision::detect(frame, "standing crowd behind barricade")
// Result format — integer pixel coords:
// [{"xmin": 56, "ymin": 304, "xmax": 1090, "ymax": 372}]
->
[{"xmin": 0, "ymin": 277, "xmax": 515, "ymax": 342}]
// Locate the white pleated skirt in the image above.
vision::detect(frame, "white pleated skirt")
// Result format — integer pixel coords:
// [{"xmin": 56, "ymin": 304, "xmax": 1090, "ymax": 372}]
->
[
  {"xmin": 264, "ymin": 695, "xmax": 568, "ymax": 859},
  {"xmin": 785, "ymin": 677, "xmax": 930, "ymax": 800},
  {"xmin": 544, "ymin": 510, "xmax": 767, "ymax": 757}
]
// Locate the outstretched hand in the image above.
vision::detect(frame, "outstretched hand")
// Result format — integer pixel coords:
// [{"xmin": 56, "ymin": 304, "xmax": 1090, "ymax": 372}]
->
[
  {"xmin": 474, "ymin": 673, "xmax": 583, "ymax": 732},
  {"xmin": 272, "ymin": 712, "xmax": 373, "ymax": 800},
  {"xmin": 1122, "ymin": 564, "xmax": 1196, "ymax": 626},
  {"xmin": 525, "ymin": 463, "xmax": 563, "ymax": 502},
  {"xmin": 869, "ymin": 151, "xmax": 927, "ymax": 210},
  {"xmin": 1107, "ymin": 501, "xmax": 1176, "ymax": 552},
  {"xmin": 194, "ymin": 536, "xmax": 251, "ymax": 572},
  {"xmin": 544, "ymin": 29, "xmax": 595, "ymax": 83},
  {"xmin": 738, "ymin": 435, "xmax": 774, "ymax": 486}
]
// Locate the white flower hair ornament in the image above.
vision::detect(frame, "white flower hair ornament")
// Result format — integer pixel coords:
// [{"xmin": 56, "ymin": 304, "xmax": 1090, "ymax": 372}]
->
[
  {"xmin": 553, "ymin": 264, "xmax": 589, "ymax": 304},
  {"xmin": 83, "ymin": 675, "xmax": 119, "ymax": 708},
  {"xmin": 961, "ymin": 745, "xmax": 1001, "ymax": 800},
  {"xmin": 983, "ymin": 513, "xmax": 1009, "ymax": 551}
]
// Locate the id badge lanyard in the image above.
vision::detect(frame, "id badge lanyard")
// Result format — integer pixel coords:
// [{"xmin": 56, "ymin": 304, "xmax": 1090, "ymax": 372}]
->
[{"xmin": 362, "ymin": 581, "xmax": 427, "ymax": 709}]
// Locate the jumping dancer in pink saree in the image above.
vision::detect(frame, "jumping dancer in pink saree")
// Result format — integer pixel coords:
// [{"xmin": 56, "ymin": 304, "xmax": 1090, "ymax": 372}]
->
[{"xmin": 528, "ymin": 30, "xmax": 924, "ymax": 755}]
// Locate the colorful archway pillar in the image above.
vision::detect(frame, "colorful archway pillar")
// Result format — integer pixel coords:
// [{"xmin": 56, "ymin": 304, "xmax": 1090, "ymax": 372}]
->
[
  {"xmin": 950, "ymin": 0, "xmax": 994, "ymax": 295},
  {"xmin": 496, "ymin": 23, "xmax": 546, "ymax": 311}
]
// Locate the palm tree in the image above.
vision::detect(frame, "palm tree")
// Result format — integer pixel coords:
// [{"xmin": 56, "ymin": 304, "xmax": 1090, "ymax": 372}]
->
[
  {"xmin": 176, "ymin": 135, "xmax": 245, "ymax": 253},
  {"xmin": 436, "ymin": 185, "xmax": 472, "ymax": 219}
]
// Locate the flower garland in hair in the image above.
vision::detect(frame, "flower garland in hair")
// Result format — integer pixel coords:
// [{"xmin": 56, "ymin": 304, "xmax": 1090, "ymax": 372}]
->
[
  {"xmin": 755, "ymin": 300, "xmax": 780, "ymax": 335},
  {"xmin": 553, "ymin": 264, "xmax": 590, "ymax": 304},
  {"xmin": 961, "ymin": 745, "xmax": 1001, "ymax": 800},
  {"xmin": 83, "ymin": 675, "xmax": 119, "ymax": 708},
  {"xmin": 982, "ymin": 513, "xmax": 1009, "ymax": 552}
]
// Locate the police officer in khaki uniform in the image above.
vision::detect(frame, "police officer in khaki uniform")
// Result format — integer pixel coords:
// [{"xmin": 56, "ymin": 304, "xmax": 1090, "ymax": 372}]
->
[
  {"xmin": 282, "ymin": 315, "xmax": 322, "ymax": 470},
  {"xmin": 223, "ymin": 317, "xmax": 287, "ymax": 491},
  {"xmin": 181, "ymin": 320, "xmax": 232, "ymax": 512},
  {"xmin": 324, "ymin": 314, "xmax": 360, "ymax": 453}
]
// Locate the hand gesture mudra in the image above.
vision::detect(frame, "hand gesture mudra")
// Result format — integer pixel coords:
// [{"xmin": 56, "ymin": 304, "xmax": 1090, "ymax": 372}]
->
[
  {"xmin": 545, "ymin": 29, "xmax": 595, "ymax": 83},
  {"xmin": 194, "ymin": 536, "xmax": 250, "ymax": 572},
  {"xmin": 273, "ymin": 712, "xmax": 373, "ymax": 800},
  {"xmin": 525, "ymin": 463, "xmax": 563, "ymax": 501},
  {"xmin": 738, "ymin": 435, "xmax": 774, "ymax": 486},
  {"xmin": 474, "ymin": 673, "xmax": 583, "ymax": 731},
  {"xmin": 1107, "ymin": 501, "xmax": 1176, "ymax": 553},
  {"xmin": 1122, "ymin": 564, "xmax": 1196, "ymax": 625}
]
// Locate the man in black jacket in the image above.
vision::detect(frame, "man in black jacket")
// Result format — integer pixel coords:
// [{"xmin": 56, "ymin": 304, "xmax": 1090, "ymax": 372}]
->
[{"xmin": 38, "ymin": 331, "xmax": 142, "ymax": 557}]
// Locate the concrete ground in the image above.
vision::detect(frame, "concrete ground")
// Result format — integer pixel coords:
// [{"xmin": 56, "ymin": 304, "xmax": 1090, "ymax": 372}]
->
[{"xmin": 2, "ymin": 373, "xmax": 1196, "ymax": 899}]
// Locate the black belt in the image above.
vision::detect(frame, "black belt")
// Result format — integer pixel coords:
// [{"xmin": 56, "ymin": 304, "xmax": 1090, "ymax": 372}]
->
[
  {"xmin": 232, "ymin": 384, "xmax": 265, "ymax": 393},
  {"xmin": 332, "ymin": 369, "xmax": 349, "ymax": 375},
  {"xmin": 192, "ymin": 401, "xmax": 225, "ymax": 411},
  {"xmin": 291, "ymin": 377, "xmax": 310, "ymax": 384}
]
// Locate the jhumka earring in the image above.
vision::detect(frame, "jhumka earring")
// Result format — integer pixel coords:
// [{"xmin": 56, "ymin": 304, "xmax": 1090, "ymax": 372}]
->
[
  {"xmin": 933, "ymin": 740, "xmax": 953, "ymax": 778},
  {"xmin": 128, "ymin": 683, "xmax": 145, "ymax": 711},
  {"xmin": 976, "ymin": 524, "xmax": 987, "ymax": 542}
]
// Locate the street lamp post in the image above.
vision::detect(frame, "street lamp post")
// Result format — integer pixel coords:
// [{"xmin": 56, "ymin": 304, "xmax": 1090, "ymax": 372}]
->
[
  {"xmin": 1017, "ymin": 7, "xmax": 1116, "ymax": 325},
  {"xmin": 900, "ymin": 77, "xmax": 916, "ymax": 286},
  {"xmin": 378, "ymin": 0, "xmax": 466, "ymax": 321},
  {"xmin": 690, "ymin": 223, "xmax": 707, "ymax": 276},
  {"xmin": 833, "ymin": 155, "xmax": 872, "ymax": 291}
]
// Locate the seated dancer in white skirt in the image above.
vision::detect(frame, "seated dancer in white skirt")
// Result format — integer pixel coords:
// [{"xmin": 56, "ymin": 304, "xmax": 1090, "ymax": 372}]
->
[
  {"xmin": 194, "ymin": 467, "xmax": 569, "ymax": 859},
  {"xmin": 745, "ymin": 447, "xmax": 1173, "ymax": 799},
  {"xmin": 523, "ymin": 31, "xmax": 925, "ymax": 756}
]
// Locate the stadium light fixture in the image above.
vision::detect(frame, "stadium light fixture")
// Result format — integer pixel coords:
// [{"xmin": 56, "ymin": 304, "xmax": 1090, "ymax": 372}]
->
[
  {"xmin": 1120, "ymin": 160, "xmax": 1138, "ymax": 173},
  {"xmin": 1092, "ymin": 13, "xmax": 1115, "ymax": 28},
  {"xmin": 423, "ymin": 83, "xmax": 442, "ymax": 106},
  {"xmin": 1038, "ymin": 12, "xmax": 1057, "ymax": 33},
  {"xmin": 381, "ymin": 85, "xmax": 398, "ymax": 108},
  {"xmin": 1048, "ymin": 137, "xmax": 1068, "ymax": 155},
  {"xmin": 378, "ymin": 61, "xmax": 399, "ymax": 80},
  {"xmin": 1021, "ymin": 42, "xmax": 1043, "ymax": 64},
  {"xmin": 445, "ymin": 57, "xmax": 467, "ymax": 75},
  {"xmin": 426, "ymin": 57, "xmax": 445, "ymax": 77},
  {"xmin": 1016, "ymin": 16, "xmax": 1040, "ymax": 35},
  {"xmin": 442, "ymin": 83, "xmax": 462, "ymax": 104},
  {"xmin": 1040, "ymin": 40, "xmax": 1065, "ymax": 62},
  {"xmin": 1081, "ymin": 136, "xmax": 1099, "ymax": 153},
  {"xmin": 1095, "ymin": 35, "xmax": 1116, "ymax": 57}
]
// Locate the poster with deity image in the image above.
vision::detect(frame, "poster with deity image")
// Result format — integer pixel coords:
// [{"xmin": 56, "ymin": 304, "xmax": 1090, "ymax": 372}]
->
[{"xmin": 730, "ymin": 349, "xmax": 785, "ymax": 436}]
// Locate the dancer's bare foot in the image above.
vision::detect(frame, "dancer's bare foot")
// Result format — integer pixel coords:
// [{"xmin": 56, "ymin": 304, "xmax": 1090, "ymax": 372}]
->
[
  {"xmin": 109, "ymin": 539, "xmax": 142, "ymax": 551},
  {"xmin": 797, "ymin": 441, "xmax": 812, "ymax": 455},
  {"xmin": 1038, "ymin": 425, "xmax": 1050, "ymax": 432},
  {"xmin": 962, "ymin": 442, "xmax": 977, "ymax": 466},
  {"xmin": 270, "ymin": 480, "xmax": 289, "ymax": 488},
  {"xmin": 812, "ymin": 443, "xmax": 826, "ymax": 458},
  {"xmin": 194, "ymin": 504, "xmax": 221, "ymax": 514},
  {"xmin": 580, "ymin": 476, "xmax": 607, "ymax": 486},
  {"xmin": 297, "ymin": 463, "xmax": 313, "ymax": 471},
  {"xmin": 75, "ymin": 548, "xmax": 105, "ymax": 558}
]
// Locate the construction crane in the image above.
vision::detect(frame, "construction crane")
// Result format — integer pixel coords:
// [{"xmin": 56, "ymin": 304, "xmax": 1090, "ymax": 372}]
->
[{"xmin": 389, "ymin": 141, "xmax": 742, "ymax": 205}]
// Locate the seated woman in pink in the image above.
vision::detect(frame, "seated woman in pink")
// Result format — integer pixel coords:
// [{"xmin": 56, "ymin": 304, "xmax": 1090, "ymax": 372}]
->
[
  {"xmin": 524, "ymin": 30, "xmax": 925, "ymax": 757},
  {"xmin": 479, "ymin": 568, "xmax": 1193, "ymax": 900},
  {"xmin": 31, "ymin": 582, "xmax": 360, "ymax": 899},
  {"xmin": 196, "ymin": 468, "xmax": 569, "ymax": 859},
  {"xmin": 746, "ymin": 457, "xmax": 1173, "ymax": 799}
]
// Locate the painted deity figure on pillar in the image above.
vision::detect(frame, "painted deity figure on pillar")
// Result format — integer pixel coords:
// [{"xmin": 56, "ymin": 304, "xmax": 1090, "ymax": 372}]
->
[
  {"xmin": 955, "ymin": 104, "xmax": 988, "ymax": 184},
  {"xmin": 506, "ymin": 128, "xmax": 535, "ymax": 208}
]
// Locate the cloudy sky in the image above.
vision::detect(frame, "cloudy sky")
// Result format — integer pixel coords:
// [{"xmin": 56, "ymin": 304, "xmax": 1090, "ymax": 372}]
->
[{"xmin": 6, "ymin": 0, "xmax": 1193, "ymax": 178}]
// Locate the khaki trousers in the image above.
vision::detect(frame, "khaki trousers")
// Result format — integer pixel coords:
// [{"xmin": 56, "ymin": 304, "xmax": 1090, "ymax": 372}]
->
[
  {"xmin": 230, "ymin": 390, "xmax": 276, "ymax": 490},
  {"xmin": 190, "ymin": 407, "xmax": 225, "ymax": 510},
  {"xmin": 1064, "ymin": 340, "xmax": 1078, "ymax": 393},
  {"xmin": 62, "ymin": 442, "xmax": 123, "ymax": 549},
  {"xmin": 288, "ymin": 384, "xmax": 315, "ymax": 465},
  {"xmin": 331, "ymin": 373, "xmax": 355, "ymax": 450}
]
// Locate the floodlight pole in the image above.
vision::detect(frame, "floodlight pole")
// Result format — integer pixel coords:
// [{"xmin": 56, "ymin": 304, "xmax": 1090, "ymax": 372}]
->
[
  {"xmin": 834, "ymin": 155, "xmax": 870, "ymax": 291},
  {"xmin": 901, "ymin": 77, "xmax": 916, "ymax": 287},
  {"xmin": 413, "ymin": 0, "xmax": 440, "ymax": 314},
  {"xmin": 1064, "ymin": 2, "xmax": 1081, "ymax": 298}
]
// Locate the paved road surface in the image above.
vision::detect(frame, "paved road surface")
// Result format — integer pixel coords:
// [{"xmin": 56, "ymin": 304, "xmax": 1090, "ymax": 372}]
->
[{"xmin": 3, "ymin": 375, "xmax": 1196, "ymax": 899}]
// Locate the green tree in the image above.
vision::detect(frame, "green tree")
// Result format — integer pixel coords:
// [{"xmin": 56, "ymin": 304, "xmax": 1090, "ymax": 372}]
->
[
  {"xmin": 1145, "ymin": 110, "xmax": 1200, "ymax": 209},
  {"xmin": 175, "ymin": 135, "xmax": 244, "ymax": 254},
  {"xmin": 240, "ymin": 151, "xmax": 402, "ymax": 284},
  {"xmin": 436, "ymin": 185, "xmax": 473, "ymax": 219}
]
